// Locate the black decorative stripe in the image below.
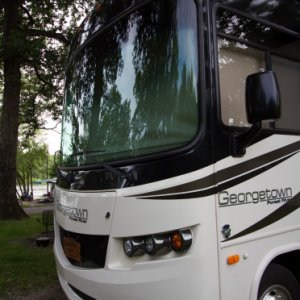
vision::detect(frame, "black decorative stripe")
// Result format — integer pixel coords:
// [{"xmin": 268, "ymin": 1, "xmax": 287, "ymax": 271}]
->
[
  {"xmin": 224, "ymin": 191, "xmax": 300, "ymax": 242},
  {"xmin": 135, "ymin": 175, "xmax": 215, "ymax": 197},
  {"xmin": 216, "ymin": 140, "xmax": 300, "ymax": 184},
  {"xmin": 138, "ymin": 152, "xmax": 297, "ymax": 200},
  {"xmin": 134, "ymin": 140, "xmax": 300, "ymax": 198}
]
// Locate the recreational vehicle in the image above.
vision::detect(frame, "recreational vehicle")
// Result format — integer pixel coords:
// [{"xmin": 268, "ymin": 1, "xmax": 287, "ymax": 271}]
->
[{"xmin": 54, "ymin": 0, "xmax": 300, "ymax": 299}]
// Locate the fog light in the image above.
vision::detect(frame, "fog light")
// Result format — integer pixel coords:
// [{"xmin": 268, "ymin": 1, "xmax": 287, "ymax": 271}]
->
[
  {"xmin": 171, "ymin": 229, "xmax": 192, "ymax": 252},
  {"xmin": 123, "ymin": 237, "xmax": 144, "ymax": 257}
]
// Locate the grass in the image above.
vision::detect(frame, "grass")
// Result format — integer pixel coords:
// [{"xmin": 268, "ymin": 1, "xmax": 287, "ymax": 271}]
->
[{"xmin": 0, "ymin": 214, "xmax": 58, "ymax": 298}]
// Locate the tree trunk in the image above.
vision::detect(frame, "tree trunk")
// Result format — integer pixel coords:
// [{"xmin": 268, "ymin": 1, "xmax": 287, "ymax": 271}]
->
[
  {"xmin": 26, "ymin": 172, "xmax": 30, "ymax": 194},
  {"xmin": 0, "ymin": 0, "xmax": 27, "ymax": 219},
  {"xmin": 29, "ymin": 168, "xmax": 33, "ymax": 195},
  {"xmin": 20, "ymin": 171, "xmax": 26, "ymax": 194},
  {"xmin": 16, "ymin": 171, "xmax": 24, "ymax": 195},
  {"xmin": 16, "ymin": 188, "xmax": 21, "ymax": 199}
]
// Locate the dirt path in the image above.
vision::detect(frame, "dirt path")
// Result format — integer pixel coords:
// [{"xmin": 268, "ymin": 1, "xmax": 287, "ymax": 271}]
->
[{"xmin": 23, "ymin": 203, "xmax": 53, "ymax": 215}]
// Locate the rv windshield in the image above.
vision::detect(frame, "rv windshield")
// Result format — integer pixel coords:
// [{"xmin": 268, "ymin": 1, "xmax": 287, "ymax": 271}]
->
[{"xmin": 62, "ymin": 0, "xmax": 199, "ymax": 167}]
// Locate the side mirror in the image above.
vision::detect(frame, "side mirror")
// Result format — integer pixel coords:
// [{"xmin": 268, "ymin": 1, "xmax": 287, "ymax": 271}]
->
[
  {"xmin": 232, "ymin": 71, "xmax": 281, "ymax": 157},
  {"xmin": 246, "ymin": 71, "xmax": 281, "ymax": 123}
]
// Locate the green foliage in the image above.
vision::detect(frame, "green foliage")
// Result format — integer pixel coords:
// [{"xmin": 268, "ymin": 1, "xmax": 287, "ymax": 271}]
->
[
  {"xmin": 48, "ymin": 154, "xmax": 57, "ymax": 178},
  {"xmin": 0, "ymin": 214, "xmax": 58, "ymax": 298},
  {"xmin": 17, "ymin": 136, "xmax": 53, "ymax": 195},
  {"xmin": 0, "ymin": 0, "xmax": 94, "ymax": 138}
]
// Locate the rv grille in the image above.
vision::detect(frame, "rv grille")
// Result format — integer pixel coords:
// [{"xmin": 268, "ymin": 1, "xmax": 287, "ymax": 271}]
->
[{"xmin": 59, "ymin": 226, "xmax": 108, "ymax": 268}]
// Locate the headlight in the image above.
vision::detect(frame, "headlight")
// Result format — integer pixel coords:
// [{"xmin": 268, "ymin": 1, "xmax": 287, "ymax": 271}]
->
[
  {"xmin": 144, "ymin": 234, "xmax": 170, "ymax": 255},
  {"xmin": 123, "ymin": 237, "xmax": 144, "ymax": 257},
  {"xmin": 123, "ymin": 228, "xmax": 192, "ymax": 257}
]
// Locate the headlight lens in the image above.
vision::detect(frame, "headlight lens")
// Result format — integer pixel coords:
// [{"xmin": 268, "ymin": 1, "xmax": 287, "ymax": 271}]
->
[
  {"xmin": 144, "ymin": 234, "xmax": 170, "ymax": 255},
  {"xmin": 123, "ymin": 237, "xmax": 144, "ymax": 257}
]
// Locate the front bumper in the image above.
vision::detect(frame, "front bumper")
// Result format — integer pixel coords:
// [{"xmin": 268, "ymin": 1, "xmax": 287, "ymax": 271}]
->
[
  {"xmin": 54, "ymin": 187, "xmax": 220, "ymax": 300},
  {"xmin": 54, "ymin": 233, "xmax": 203, "ymax": 300}
]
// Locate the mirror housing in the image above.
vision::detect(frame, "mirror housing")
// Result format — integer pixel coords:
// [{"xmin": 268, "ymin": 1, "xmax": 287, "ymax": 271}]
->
[
  {"xmin": 232, "ymin": 71, "xmax": 281, "ymax": 157},
  {"xmin": 246, "ymin": 71, "xmax": 281, "ymax": 123}
]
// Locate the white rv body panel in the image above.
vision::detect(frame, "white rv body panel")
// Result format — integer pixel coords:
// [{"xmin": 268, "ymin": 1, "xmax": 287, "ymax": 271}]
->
[
  {"xmin": 55, "ymin": 189, "xmax": 116, "ymax": 235},
  {"xmin": 216, "ymin": 135, "xmax": 300, "ymax": 300}
]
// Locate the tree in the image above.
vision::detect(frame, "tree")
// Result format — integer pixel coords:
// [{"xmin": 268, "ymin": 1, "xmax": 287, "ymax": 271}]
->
[
  {"xmin": 0, "ymin": 0, "xmax": 93, "ymax": 219},
  {"xmin": 17, "ymin": 137, "xmax": 48, "ymax": 199}
]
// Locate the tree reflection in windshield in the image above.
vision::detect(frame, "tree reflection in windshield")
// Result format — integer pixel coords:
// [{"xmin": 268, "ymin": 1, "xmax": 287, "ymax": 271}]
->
[{"xmin": 62, "ymin": 0, "xmax": 198, "ymax": 166}]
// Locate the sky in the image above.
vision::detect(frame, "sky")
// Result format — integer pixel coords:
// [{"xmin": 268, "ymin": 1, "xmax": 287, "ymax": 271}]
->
[{"xmin": 42, "ymin": 118, "xmax": 61, "ymax": 154}]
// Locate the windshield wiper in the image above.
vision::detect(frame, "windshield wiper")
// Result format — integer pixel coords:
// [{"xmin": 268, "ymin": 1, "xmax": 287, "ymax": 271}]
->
[{"xmin": 101, "ymin": 163, "xmax": 137, "ymax": 185}]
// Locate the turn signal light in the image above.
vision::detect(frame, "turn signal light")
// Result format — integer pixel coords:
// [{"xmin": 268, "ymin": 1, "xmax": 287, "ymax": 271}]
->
[
  {"xmin": 123, "ymin": 228, "xmax": 192, "ymax": 257},
  {"xmin": 171, "ymin": 229, "xmax": 193, "ymax": 252},
  {"xmin": 227, "ymin": 254, "xmax": 240, "ymax": 265}
]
